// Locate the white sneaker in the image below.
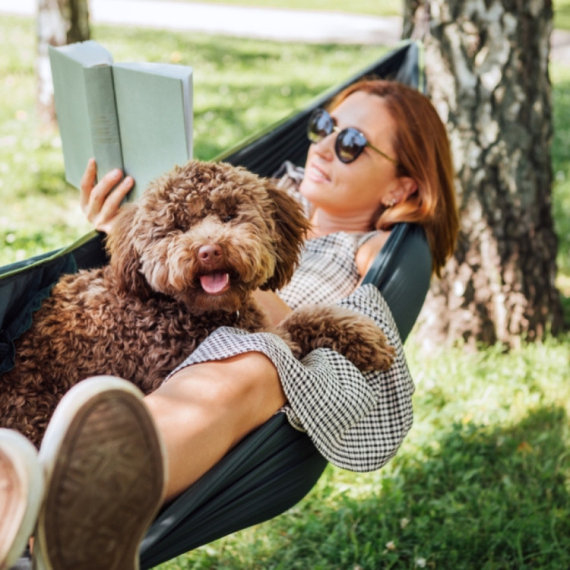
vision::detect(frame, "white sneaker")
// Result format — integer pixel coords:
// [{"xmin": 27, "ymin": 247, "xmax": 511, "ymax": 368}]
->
[
  {"xmin": 0, "ymin": 429, "xmax": 44, "ymax": 570},
  {"xmin": 33, "ymin": 377, "xmax": 167, "ymax": 570}
]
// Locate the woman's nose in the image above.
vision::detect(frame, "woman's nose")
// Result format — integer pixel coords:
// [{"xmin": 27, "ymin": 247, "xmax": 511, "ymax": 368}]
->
[{"xmin": 312, "ymin": 133, "xmax": 335, "ymax": 161}]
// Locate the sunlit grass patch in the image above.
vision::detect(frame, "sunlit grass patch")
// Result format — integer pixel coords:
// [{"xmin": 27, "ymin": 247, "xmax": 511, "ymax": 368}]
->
[
  {"xmin": 144, "ymin": 0, "xmax": 402, "ymax": 17},
  {"xmin": 555, "ymin": 0, "xmax": 570, "ymax": 30}
]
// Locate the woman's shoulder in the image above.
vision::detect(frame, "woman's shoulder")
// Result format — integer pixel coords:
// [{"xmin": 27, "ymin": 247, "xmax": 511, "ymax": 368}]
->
[{"xmin": 355, "ymin": 230, "xmax": 391, "ymax": 278}]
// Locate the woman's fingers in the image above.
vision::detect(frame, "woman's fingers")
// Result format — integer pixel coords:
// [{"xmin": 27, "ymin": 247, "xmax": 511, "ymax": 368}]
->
[
  {"xmin": 87, "ymin": 168, "xmax": 123, "ymax": 218},
  {"xmin": 96, "ymin": 176, "xmax": 134, "ymax": 234},
  {"xmin": 79, "ymin": 159, "xmax": 135, "ymax": 233},
  {"xmin": 79, "ymin": 158, "xmax": 98, "ymax": 212}
]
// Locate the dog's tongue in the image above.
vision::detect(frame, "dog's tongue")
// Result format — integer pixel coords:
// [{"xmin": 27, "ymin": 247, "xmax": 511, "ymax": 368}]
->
[{"xmin": 199, "ymin": 272, "xmax": 230, "ymax": 294}]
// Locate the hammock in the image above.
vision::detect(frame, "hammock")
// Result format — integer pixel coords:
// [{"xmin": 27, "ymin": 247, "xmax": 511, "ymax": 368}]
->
[{"xmin": 0, "ymin": 41, "xmax": 431, "ymax": 568}]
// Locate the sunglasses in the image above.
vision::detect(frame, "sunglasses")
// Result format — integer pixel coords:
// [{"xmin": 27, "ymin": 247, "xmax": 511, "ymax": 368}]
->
[{"xmin": 307, "ymin": 108, "xmax": 399, "ymax": 165}]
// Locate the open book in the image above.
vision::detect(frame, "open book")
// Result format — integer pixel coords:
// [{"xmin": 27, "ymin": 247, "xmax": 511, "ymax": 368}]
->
[{"xmin": 49, "ymin": 40, "xmax": 193, "ymax": 202}]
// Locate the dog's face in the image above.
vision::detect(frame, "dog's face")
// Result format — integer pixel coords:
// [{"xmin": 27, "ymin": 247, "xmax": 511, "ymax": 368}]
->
[{"xmin": 106, "ymin": 161, "xmax": 310, "ymax": 313}]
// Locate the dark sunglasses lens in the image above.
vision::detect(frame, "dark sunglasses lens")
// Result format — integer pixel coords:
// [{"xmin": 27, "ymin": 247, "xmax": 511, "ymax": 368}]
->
[
  {"xmin": 335, "ymin": 128, "xmax": 366, "ymax": 163},
  {"xmin": 308, "ymin": 109, "xmax": 333, "ymax": 143}
]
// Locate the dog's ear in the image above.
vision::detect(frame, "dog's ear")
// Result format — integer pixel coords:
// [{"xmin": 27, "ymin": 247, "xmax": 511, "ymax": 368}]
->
[
  {"xmin": 260, "ymin": 183, "xmax": 311, "ymax": 291},
  {"xmin": 105, "ymin": 204, "xmax": 151, "ymax": 299}
]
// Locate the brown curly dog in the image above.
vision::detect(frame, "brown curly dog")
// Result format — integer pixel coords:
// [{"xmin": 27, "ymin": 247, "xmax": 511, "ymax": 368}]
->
[{"xmin": 0, "ymin": 160, "xmax": 394, "ymax": 447}]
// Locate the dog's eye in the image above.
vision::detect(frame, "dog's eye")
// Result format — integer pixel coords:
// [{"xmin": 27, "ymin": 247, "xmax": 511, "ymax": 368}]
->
[{"xmin": 221, "ymin": 214, "xmax": 234, "ymax": 223}]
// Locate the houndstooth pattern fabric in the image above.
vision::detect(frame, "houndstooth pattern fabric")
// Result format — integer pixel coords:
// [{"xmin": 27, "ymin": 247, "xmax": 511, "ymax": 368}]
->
[
  {"xmin": 166, "ymin": 284, "xmax": 414, "ymax": 473},
  {"xmin": 164, "ymin": 162, "xmax": 415, "ymax": 471},
  {"xmin": 278, "ymin": 231, "xmax": 379, "ymax": 308}
]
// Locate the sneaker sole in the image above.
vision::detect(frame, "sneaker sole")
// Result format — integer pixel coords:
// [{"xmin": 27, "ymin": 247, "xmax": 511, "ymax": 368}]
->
[
  {"xmin": 0, "ymin": 429, "xmax": 44, "ymax": 570},
  {"xmin": 34, "ymin": 377, "xmax": 166, "ymax": 570}
]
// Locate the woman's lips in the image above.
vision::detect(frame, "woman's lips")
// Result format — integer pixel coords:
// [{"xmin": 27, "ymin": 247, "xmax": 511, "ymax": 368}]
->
[{"xmin": 306, "ymin": 164, "xmax": 330, "ymax": 182}]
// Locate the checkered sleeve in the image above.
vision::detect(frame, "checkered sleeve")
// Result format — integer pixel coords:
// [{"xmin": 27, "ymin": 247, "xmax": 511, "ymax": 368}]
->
[{"xmin": 165, "ymin": 284, "xmax": 414, "ymax": 472}]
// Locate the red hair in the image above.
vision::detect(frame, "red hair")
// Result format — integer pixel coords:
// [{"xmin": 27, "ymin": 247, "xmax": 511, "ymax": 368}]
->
[{"xmin": 329, "ymin": 80, "xmax": 459, "ymax": 277}]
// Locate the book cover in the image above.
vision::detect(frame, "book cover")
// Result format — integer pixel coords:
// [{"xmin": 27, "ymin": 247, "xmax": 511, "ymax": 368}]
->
[
  {"xmin": 49, "ymin": 41, "xmax": 119, "ymax": 190},
  {"xmin": 49, "ymin": 41, "xmax": 193, "ymax": 202}
]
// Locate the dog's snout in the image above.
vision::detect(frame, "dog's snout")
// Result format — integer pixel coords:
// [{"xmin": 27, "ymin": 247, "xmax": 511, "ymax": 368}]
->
[{"xmin": 198, "ymin": 244, "xmax": 222, "ymax": 264}]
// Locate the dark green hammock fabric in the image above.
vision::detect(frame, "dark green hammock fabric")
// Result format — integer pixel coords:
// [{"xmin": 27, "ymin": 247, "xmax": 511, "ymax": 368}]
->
[{"xmin": 0, "ymin": 41, "xmax": 431, "ymax": 568}]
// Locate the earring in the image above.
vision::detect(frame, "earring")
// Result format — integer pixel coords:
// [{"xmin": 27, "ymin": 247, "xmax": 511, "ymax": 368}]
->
[{"xmin": 384, "ymin": 198, "xmax": 397, "ymax": 208}]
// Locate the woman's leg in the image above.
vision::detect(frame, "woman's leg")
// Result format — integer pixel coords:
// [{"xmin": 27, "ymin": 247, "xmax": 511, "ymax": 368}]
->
[{"xmin": 144, "ymin": 352, "xmax": 286, "ymax": 502}]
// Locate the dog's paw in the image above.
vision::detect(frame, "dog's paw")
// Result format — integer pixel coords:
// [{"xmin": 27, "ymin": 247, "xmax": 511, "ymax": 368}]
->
[{"xmin": 275, "ymin": 305, "xmax": 395, "ymax": 372}]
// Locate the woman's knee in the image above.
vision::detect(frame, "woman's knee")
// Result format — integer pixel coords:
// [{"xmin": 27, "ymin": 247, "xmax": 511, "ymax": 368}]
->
[
  {"xmin": 221, "ymin": 352, "xmax": 285, "ymax": 407},
  {"xmin": 156, "ymin": 352, "xmax": 284, "ymax": 413}
]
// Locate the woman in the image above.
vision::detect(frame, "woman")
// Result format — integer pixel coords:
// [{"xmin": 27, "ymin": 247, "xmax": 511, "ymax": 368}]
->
[{"xmin": 1, "ymin": 79, "xmax": 458, "ymax": 570}]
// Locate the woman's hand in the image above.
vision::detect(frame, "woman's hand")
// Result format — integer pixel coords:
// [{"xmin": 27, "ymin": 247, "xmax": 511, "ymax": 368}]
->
[{"xmin": 79, "ymin": 158, "xmax": 134, "ymax": 234}]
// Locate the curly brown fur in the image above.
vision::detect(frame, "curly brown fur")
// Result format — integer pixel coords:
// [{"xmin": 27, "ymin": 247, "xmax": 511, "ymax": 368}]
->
[
  {"xmin": 276, "ymin": 305, "xmax": 396, "ymax": 372},
  {"xmin": 0, "ymin": 160, "xmax": 310, "ymax": 447}
]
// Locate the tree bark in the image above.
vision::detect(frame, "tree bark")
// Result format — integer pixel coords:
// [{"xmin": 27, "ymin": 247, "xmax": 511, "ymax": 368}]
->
[
  {"xmin": 403, "ymin": 0, "xmax": 564, "ymax": 348},
  {"xmin": 37, "ymin": 0, "xmax": 90, "ymax": 128}
]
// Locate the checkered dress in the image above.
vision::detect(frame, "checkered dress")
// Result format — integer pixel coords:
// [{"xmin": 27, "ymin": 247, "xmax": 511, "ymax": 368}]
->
[{"xmin": 166, "ymin": 163, "xmax": 414, "ymax": 472}]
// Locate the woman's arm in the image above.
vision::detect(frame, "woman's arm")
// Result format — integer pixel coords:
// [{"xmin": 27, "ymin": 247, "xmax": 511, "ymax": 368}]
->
[
  {"xmin": 80, "ymin": 158, "xmax": 134, "ymax": 234},
  {"xmin": 252, "ymin": 289, "xmax": 292, "ymax": 327}
]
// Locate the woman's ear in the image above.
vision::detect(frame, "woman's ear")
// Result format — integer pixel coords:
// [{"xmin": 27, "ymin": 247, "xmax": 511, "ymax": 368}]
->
[
  {"xmin": 384, "ymin": 176, "xmax": 418, "ymax": 207},
  {"xmin": 105, "ymin": 204, "xmax": 151, "ymax": 299},
  {"xmin": 399, "ymin": 176, "xmax": 418, "ymax": 199}
]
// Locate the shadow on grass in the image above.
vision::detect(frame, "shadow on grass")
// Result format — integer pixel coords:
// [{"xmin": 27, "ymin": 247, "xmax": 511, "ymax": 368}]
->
[{"xmin": 207, "ymin": 405, "xmax": 570, "ymax": 570}]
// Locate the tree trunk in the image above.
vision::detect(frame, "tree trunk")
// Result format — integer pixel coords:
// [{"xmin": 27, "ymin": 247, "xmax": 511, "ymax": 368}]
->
[
  {"xmin": 37, "ymin": 0, "xmax": 90, "ymax": 128},
  {"xmin": 403, "ymin": 0, "xmax": 564, "ymax": 348}
]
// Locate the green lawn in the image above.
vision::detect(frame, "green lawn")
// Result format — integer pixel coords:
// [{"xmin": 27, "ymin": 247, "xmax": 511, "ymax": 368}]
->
[
  {"xmin": 1, "ymin": 14, "xmax": 569, "ymax": 570},
  {"xmin": 157, "ymin": 0, "xmax": 570, "ymax": 30},
  {"xmin": 150, "ymin": 0, "xmax": 403, "ymax": 17},
  {"xmin": 556, "ymin": 0, "xmax": 570, "ymax": 29}
]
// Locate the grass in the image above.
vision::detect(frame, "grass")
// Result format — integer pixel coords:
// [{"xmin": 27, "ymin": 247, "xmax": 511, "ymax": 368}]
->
[
  {"xmin": 140, "ymin": 0, "xmax": 570, "ymax": 30},
  {"xmin": 1, "ymin": 13, "xmax": 570, "ymax": 570},
  {"xmin": 141, "ymin": 0, "xmax": 403, "ymax": 17},
  {"xmin": 551, "ymin": 63, "xmax": 570, "ymax": 318},
  {"xmin": 555, "ymin": 0, "xmax": 570, "ymax": 30}
]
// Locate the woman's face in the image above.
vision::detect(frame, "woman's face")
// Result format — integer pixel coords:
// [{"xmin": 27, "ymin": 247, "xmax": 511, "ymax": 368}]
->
[{"xmin": 300, "ymin": 91, "xmax": 404, "ymax": 223}]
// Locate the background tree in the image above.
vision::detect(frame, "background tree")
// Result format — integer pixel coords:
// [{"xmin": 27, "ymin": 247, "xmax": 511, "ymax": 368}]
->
[
  {"xmin": 37, "ymin": 0, "xmax": 90, "ymax": 127},
  {"xmin": 403, "ymin": 0, "xmax": 564, "ymax": 348}
]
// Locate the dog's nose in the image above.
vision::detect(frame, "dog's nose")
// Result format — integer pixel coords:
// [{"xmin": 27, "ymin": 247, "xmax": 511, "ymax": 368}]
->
[{"xmin": 198, "ymin": 244, "xmax": 222, "ymax": 264}]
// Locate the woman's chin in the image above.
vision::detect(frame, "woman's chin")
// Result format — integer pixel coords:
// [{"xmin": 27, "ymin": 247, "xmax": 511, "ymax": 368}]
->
[{"xmin": 299, "ymin": 179, "xmax": 328, "ymax": 203}]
